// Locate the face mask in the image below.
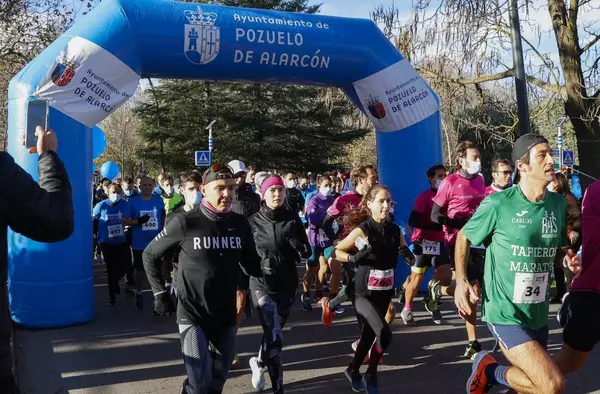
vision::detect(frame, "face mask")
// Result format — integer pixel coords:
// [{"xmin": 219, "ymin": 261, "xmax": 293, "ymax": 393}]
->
[
  {"xmin": 108, "ymin": 194, "xmax": 121, "ymax": 203},
  {"xmin": 186, "ymin": 191, "xmax": 202, "ymax": 207},
  {"xmin": 435, "ymin": 179, "xmax": 443, "ymax": 189},
  {"xmin": 547, "ymin": 184, "xmax": 554, "ymax": 192},
  {"xmin": 466, "ymin": 160, "xmax": 481, "ymax": 175},
  {"xmin": 152, "ymin": 186, "xmax": 162, "ymax": 195},
  {"xmin": 124, "ymin": 189, "xmax": 133, "ymax": 197},
  {"xmin": 319, "ymin": 187, "xmax": 332, "ymax": 197},
  {"xmin": 164, "ymin": 186, "xmax": 173, "ymax": 196},
  {"xmin": 284, "ymin": 180, "xmax": 295, "ymax": 189}
]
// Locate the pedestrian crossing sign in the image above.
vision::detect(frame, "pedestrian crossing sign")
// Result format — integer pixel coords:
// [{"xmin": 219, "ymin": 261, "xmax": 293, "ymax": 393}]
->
[
  {"xmin": 562, "ymin": 150, "xmax": 574, "ymax": 166},
  {"xmin": 195, "ymin": 150, "xmax": 211, "ymax": 167}
]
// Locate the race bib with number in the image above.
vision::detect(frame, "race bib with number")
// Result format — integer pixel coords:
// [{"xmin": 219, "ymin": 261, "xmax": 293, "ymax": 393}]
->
[
  {"xmin": 107, "ymin": 224, "xmax": 124, "ymax": 238},
  {"xmin": 422, "ymin": 240, "xmax": 440, "ymax": 255},
  {"xmin": 367, "ymin": 269, "xmax": 394, "ymax": 291},
  {"xmin": 140, "ymin": 210, "xmax": 158, "ymax": 231},
  {"xmin": 512, "ymin": 272, "xmax": 548, "ymax": 304}
]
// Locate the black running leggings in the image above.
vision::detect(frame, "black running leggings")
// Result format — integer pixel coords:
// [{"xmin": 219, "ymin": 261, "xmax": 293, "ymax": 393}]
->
[
  {"xmin": 350, "ymin": 291, "xmax": 393, "ymax": 374},
  {"xmin": 251, "ymin": 289, "xmax": 296, "ymax": 394},
  {"xmin": 100, "ymin": 242, "xmax": 130, "ymax": 296}
]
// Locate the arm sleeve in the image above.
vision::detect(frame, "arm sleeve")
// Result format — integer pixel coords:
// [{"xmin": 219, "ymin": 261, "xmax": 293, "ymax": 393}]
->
[
  {"xmin": 239, "ymin": 219, "xmax": 262, "ymax": 278},
  {"xmin": 0, "ymin": 151, "xmax": 73, "ymax": 242},
  {"xmin": 408, "ymin": 210, "xmax": 443, "ymax": 231},
  {"xmin": 322, "ymin": 214, "xmax": 337, "ymax": 241},
  {"xmin": 430, "ymin": 202, "xmax": 447, "ymax": 225},
  {"xmin": 461, "ymin": 197, "xmax": 498, "ymax": 246},
  {"xmin": 143, "ymin": 213, "xmax": 186, "ymax": 295}
]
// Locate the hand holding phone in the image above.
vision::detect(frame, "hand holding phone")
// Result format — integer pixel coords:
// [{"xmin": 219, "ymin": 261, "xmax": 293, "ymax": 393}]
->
[{"xmin": 26, "ymin": 99, "xmax": 48, "ymax": 149}]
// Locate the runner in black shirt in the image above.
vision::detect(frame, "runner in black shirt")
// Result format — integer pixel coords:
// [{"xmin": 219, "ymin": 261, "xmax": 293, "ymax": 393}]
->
[
  {"xmin": 143, "ymin": 163, "xmax": 262, "ymax": 394},
  {"xmin": 246, "ymin": 175, "xmax": 310, "ymax": 394},
  {"xmin": 334, "ymin": 184, "xmax": 410, "ymax": 393}
]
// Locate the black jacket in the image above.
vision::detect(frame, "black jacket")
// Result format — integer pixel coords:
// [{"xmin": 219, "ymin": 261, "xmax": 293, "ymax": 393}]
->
[
  {"xmin": 143, "ymin": 204, "xmax": 262, "ymax": 327},
  {"xmin": 231, "ymin": 182, "xmax": 261, "ymax": 218},
  {"xmin": 0, "ymin": 151, "xmax": 74, "ymax": 266},
  {"xmin": 285, "ymin": 187, "xmax": 304, "ymax": 214},
  {"xmin": 249, "ymin": 204, "xmax": 310, "ymax": 294},
  {"xmin": 0, "ymin": 151, "xmax": 73, "ymax": 385}
]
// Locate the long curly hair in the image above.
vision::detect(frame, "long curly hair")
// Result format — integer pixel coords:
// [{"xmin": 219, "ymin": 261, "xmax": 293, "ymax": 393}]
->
[{"xmin": 341, "ymin": 184, "xmax": 391, "ymax": 237}]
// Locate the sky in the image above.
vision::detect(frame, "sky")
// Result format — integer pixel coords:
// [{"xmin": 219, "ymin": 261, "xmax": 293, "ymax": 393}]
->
[{"xmin": 316, "ymin": 0, "xmax": 406, "ymax": 19}]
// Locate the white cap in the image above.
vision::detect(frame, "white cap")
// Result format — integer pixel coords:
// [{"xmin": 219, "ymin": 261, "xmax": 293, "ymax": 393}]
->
[{"xmin": 227, "ymin": 159, "xmax": 247, "ymax": 175}]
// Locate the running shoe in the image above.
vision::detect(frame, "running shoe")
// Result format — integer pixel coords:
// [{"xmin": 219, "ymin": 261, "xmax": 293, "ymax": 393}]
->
[
  {"xmin": 431, "ymin": 308, "xmax": 443, "ymax": 325},
  {"xmin": 108, "ymin": 294, "xmax": 117, "ymax": 306},
  {"xmin": 320, "ymin": 297, "xmax": 335, "ymax": 327},
  {"xmin": 425, "ymin": 279, "xmax": 442, "ymax": 314},
  {"xmin": 249, "ymin": 356, "xmax": 266, "ymax": 391},
  {"xmin": 135, "ymin": 292, "xmax": 144, "ymax": 310},
  {"xmin": 363, "ymin": 373, "xmax": 380, "ymax": 394},
  {"xmin": 466, "ymin": 350, "xmax": 496, "ymax": 394},
  {"xmin": 301, "ymin": 293, "xmax": 313, "ymax": 312},
  {"xmin": 400, "ymin": 307, "xmax": 416, "ymax": 325},
  {"xmin": 464, "ymin": 340, "xmax": 482, "ymax": 360},
  {"xmin": 344, "ymin": 365, "xmax": 365, "ymax": 392},
  {"xmin": 232, "ymin": 353, "xmax": 240, "ymax": 366},
  {"xmin": 334, "ymin": 304, "xmax": 346, "ymax": 314}
]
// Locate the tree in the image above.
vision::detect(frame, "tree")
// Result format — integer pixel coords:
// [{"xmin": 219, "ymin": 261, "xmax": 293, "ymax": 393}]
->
[
  {"xmin": 134, "ymin": 0, "xmax": 370, "ymax": 175},
  {"xmin": 1, "ymin": 0, "xmax": 86, "ymax": 148},
  {"xmin": 97, "ymin": 101, "xmax": 144, "ymax": 179},
  {"xmin": 373, "ymin": 0, "xmax": 600, "ymax": 182}
]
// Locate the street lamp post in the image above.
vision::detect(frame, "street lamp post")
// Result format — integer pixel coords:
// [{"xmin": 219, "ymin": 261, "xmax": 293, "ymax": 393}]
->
[
  {"xmin": 556, "ymin": 116, "xmax": 567, "ymax": 169},
  {"xmin": 508, "ymin": 0, "xmax": 531, "ymax": 137},
  {"xmin": 206, "ymin": 119, "xmax": 216, "ymax": 155}
]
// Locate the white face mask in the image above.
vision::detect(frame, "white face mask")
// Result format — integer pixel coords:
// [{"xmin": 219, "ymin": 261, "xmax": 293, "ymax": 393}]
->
[
  {"xmin": 466, "ymin": 160, "xmax": 481, "ymax": 175},
  {"xmin": 284, "ymin": 180, "xmax": 295, "ymax": 189},
  {"xmin": 164, "ymin": 186, "xmax": 173, "ymax": 195},
  {"xmin": 108, "ymin": 193, "xmax": 121, "ymax": 203},
  {"xmin": 435, "ymin": 179, "xmax": 443, "ymax": 189},
  {"xmin": 185, "ymin": 191, "xmax": 202, "ymax": 207},
  {"xmin": 319, "ymin": 187, "xmax": 332, "ymax": 197},
  {"xmin": 547, "ymin": 184, "xmax": 555, "ymax": 192}
]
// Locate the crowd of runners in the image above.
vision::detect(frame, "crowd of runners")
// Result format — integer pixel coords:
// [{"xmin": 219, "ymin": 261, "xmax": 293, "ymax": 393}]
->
[{"xmin": 90, "ymin": 134, "xmax": 599, "ymax": 394}]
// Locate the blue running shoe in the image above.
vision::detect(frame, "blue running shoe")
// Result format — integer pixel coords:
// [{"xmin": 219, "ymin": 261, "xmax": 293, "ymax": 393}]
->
[
  {"xmin": 301, "ymin": 293, "xmax": 312, "ymax": 312},
  {"xmin": 363, "ymin": 373, "xmax": 380, "ymax": 394},
  {"xmin": 344, "ymin": 365, "xmax": 365, "ymax": 392}
]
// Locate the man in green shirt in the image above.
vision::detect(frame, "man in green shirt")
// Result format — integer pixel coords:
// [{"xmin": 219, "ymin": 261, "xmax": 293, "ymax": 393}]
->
[{"xmin": 456, "ymin": 134, "xmax": 569, "ymax": 394}]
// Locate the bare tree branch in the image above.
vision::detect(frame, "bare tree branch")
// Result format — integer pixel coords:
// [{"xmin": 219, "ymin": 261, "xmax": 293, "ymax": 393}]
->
[{"xmin": 580, "ymin": 35, "xmax": 600, "ymax": 54}]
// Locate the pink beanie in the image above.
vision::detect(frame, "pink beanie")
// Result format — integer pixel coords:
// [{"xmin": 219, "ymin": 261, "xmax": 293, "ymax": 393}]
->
[{"xmin": 260, "ymin": 175, "xmax": 285, "ymax": 197}]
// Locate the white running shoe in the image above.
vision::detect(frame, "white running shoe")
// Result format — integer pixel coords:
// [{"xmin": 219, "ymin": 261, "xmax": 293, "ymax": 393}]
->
[{"xmin": 249, "ymin": 356, "xmax": 266, "ymax": 391}]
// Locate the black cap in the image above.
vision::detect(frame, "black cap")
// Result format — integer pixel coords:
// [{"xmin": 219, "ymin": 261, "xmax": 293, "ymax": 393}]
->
[
  {"xmin": 512, "ymin": 133, "xmax": 549, "ymax": 182},
  {"xmin": 201, "ymin": 163, "xmax": 234, "ymax": 186}
]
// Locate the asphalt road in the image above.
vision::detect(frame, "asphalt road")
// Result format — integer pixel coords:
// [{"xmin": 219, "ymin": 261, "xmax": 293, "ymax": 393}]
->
[{"xmin": 14, "ymin": 264, "xmax": 600, "ymax": 393}]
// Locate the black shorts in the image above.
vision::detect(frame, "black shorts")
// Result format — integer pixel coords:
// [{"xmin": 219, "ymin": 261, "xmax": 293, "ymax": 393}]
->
[
  {"xmin": 132, "ymin": 249, "xmax": 144, "ymax": 272},
  {"xmin": 448, "ymin": 245, "xmax": 486, "ymax": 283},
  {"xmin": 413, "ymin": 241, "xmax": 450, "ymax": 273},
  {"xmin": 563, "ymin": 292, "xmax": 600, "ymax": 352}
]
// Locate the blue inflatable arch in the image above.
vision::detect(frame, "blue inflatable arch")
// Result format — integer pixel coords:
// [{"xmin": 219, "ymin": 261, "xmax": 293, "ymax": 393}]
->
[{"xmin": 7, "ymin": 0, "xmax": 442, "ymax": 327}]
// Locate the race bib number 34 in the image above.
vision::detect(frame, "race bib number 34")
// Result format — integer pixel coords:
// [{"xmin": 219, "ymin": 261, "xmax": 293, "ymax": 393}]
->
[
  {"xmin": 512, "ymin": 272, "xmax": 548, "ymax": 304},
  {"xmin": 367, "ymin": 269, "xmax": 394, "ymax": 291}
]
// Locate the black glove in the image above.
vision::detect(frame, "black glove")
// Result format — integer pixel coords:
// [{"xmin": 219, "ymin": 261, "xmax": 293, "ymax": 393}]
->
[
  {"xmin": 412, "ymin": 242, "xmax": 423, "ymax": 256},
  {"xmin": 153, "ymin": 292, "xmax": 175, "ymax": 316},
  {"xmin": 399, "ymin": 246, "xmax": 415, "ymax": 266},
  {"xmin": 290, "ymin": 238, "xmax": 311, "ymax": 258},
  {"xmin": 348, "ymin": 245, "xmax": 371, "ymax": 265},
  {"xmin": 138, "ymin": 214, "xmax": 151, "ymax": 225}
]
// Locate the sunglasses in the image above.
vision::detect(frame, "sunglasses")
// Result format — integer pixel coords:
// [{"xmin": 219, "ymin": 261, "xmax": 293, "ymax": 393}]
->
[{"xmin": 202, "ymin": 162, "xmax": 234, "ymax": 184}]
